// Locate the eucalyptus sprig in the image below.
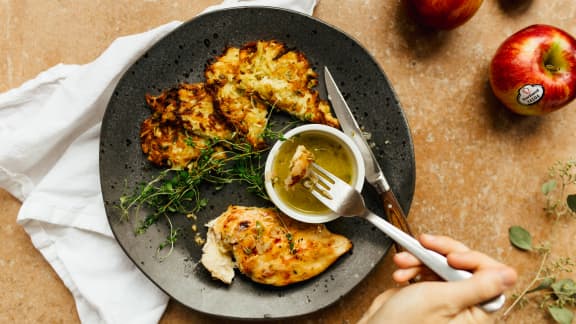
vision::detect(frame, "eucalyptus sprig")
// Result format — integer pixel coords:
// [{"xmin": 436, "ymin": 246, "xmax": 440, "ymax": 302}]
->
[
  {"xmin": 506, "ymin": 226, "xmax": 575, "ymax": 324},
  {"xmin": 542, "ymin": 159, "xmax": 576, "ymax": 221},
  {"xmin": 504, "ymin": 159, "xmax": 576, "ymax": 324}
]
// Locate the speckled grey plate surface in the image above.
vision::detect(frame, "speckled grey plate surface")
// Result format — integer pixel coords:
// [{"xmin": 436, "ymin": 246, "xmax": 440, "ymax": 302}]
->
[{"xmin": 99, "ymin": 7, "xmax": 415, "ymax": 320}]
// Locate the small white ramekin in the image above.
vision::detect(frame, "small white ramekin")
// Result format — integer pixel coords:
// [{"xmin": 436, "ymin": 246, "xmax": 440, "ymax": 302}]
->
[{"xmin": 264, "ymin": 124, "xmax": 365, "ymax": 223}]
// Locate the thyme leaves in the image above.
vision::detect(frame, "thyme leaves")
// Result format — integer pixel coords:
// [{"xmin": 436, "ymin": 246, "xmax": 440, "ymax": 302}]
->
[{"xmin": 119, "ymin": 136, "xmax": 275, "ymax": 251}]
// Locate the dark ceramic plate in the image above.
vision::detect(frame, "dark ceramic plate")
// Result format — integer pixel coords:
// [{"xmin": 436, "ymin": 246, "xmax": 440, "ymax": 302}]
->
[{"xmin": 99, "ymin": 7, "xmax": 415, "ymax": 320}]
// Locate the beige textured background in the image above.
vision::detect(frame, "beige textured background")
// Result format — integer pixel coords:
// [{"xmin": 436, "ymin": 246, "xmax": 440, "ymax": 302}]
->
[{"xmin": 1, "ymin": 0, "xmax": 575, "ymax": 323}]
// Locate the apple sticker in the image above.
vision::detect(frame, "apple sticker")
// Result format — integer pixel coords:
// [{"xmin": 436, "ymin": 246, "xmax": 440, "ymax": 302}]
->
[{"xmin": 517, "ymin": 84, "xmax": 544, "ymax": 106}]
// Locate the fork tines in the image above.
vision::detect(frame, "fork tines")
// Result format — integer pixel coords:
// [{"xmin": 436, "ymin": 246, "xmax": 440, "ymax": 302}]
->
[{"xmin": 308, "ymin": 163, "xmax": 336, "ymax": 200}]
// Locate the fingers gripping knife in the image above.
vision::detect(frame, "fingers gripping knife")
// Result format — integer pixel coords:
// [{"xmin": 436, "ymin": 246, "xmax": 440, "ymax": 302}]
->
[{"xmin": 324, "ymin": 67, "xmax": 413, "ymax": 253}]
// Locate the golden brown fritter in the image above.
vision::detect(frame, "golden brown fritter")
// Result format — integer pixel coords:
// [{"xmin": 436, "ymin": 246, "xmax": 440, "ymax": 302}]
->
[
  {"xmin": 140, "ymin": 83, "xmax": 234, "ymax": 168},
  {"xmin": 140, "ymin": 118, "xmax": 211, "ymax": 168},
  {"xmin": 205, "ymin": 47, "xmax": 269, "ymax": 148},
  {"xmin": 201, "ymin": 206, "xmax": 352, "ymax": 286},
  {"xmin": 237, "ymin": 40, "xmax": 339, "ymax": 128},
  {"xmin": 141, "ymin": 41, "xmax": 340, "ymax": 170},
  {"xmin": 145, "ymin": 83, "xmax": 234, "ymax": 141}
]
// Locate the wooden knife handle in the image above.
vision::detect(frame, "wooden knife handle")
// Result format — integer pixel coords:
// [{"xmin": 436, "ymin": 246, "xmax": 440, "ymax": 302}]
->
[{"xmin": 380, "ymin": 189, "xmax": 413, "ymax": 253}]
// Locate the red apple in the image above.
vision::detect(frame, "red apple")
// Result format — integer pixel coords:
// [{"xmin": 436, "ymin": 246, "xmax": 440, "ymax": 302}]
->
[
  {"xmin": 489, "ymin": 24, "xmax": 576, "ymax": 116},
  {"xmin": 405, "ymin": 0, "xmax": 484, "ymax": 30}
]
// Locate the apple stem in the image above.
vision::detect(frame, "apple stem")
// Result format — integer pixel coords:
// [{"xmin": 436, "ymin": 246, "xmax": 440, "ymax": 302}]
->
[
  {"xmin": 544, "ymin": 43, "xmax": 565, "ymax": 73},
  {"xmin": 545, "ymin": 64, "xmax": 560, "ymax": 73}
]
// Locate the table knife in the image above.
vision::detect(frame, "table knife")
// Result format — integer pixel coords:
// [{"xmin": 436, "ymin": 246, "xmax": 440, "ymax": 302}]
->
[{"xmin": 324, "ymin": 67, "xmax": 413, "ymax": 251}]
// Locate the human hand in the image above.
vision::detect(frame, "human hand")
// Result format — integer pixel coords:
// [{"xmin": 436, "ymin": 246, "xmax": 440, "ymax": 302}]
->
[{"xmin": 358, "ymin": 234, "xmax": 517, "ymax": 324}]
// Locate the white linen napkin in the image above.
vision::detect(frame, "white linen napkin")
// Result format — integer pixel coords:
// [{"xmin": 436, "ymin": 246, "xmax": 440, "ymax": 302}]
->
[{"xmin": 0, "ymin": 1, "xmax": 316, "ymax": 323}]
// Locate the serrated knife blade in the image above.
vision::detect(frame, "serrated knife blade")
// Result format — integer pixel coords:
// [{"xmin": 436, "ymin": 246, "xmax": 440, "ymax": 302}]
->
[{"xmin": 324, "ymin": 66, "xmax": 413, "ymax": 246}]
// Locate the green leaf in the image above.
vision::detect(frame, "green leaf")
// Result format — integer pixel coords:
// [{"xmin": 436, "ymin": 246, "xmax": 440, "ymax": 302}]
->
[
  {"xmin": 542, "ymin": 179, "xmax": 557, "ymax": 195},
  {"xmin": 509, "ymin": 226, "xmax": 532, "ymax": 251},
  {"xmin": 548, "ymin": 306, "xmax": 573, "ymax": 324},
  {"xmin": 567, "ymin": 194, "xmax": 576, "ymax": 213},
  {"xmin": 551, "ymin": 278, "xmax": 576, "ymax": 296}
]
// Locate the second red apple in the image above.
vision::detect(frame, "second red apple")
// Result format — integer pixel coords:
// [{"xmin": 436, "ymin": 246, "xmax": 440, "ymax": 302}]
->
[{"xmin": 405, "ymin": 0, "xmax": 484, "ymax": 30}]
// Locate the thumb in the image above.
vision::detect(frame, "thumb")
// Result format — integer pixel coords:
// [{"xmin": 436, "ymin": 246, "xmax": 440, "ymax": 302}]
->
[{"xmin": 439, "ymin": 267, "xmax": 517, "ymax": 310}]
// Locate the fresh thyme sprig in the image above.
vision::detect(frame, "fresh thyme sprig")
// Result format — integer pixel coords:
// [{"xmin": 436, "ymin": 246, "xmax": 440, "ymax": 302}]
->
[
  {"xmin": 156, "ymin": 214, "xmax": 182, "ymax": 260},
  {"xmin": 118, "ymin": 120, "xmax": 295, "ymax": 252},
  {"xmin": 224, "ymin": 150, "xmax": 268, "ymax": 200},
  {"xmin": 120, "ymin": 168, "xmax": 206, "ymax": 235},
  {"xmin": 120, "ymin": 138, "xmax": 269, "ymax": 229}
]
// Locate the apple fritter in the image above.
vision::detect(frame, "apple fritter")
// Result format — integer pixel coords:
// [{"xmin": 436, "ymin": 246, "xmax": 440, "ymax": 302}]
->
[
  {"xmin": 237, "ymin": 40, "xmax": 339, "ymax": 128},
  {"xmin": 145, "ymin": 83, "xmax": 234, "ymax": 141},
  {"xmin": 205, "ymin": 47, "xmax": 269, "ymax": 148},
  {"xmin": 201, "ymin": 205, "xmax": 352, "ymax": 286},
  {"xmin": 140, "ymin": 83, "xmax": 234, "ymax": 168},
  {"xmin": 140, "ymin": 118, "xmax": 212, "ymax": 168}
]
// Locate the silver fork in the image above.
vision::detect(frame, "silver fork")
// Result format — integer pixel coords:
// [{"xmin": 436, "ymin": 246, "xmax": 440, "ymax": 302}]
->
[{"xmin": 308, "ymin": 163, "xmax": 505, "ymax": 313}]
